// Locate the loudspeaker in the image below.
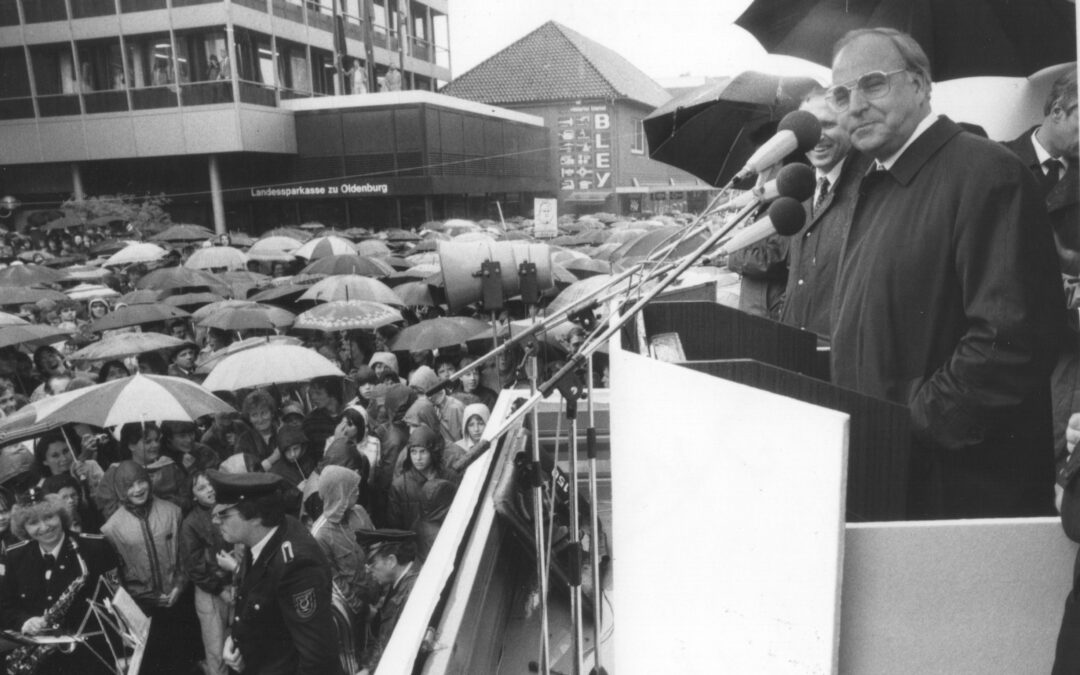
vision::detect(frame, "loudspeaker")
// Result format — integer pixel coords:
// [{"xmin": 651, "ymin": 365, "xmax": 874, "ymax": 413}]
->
[{"xmin": 439, "ymin": 241, "xmax": 554, "ymax": 311}]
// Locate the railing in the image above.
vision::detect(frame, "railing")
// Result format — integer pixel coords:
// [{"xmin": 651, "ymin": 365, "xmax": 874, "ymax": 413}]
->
[
  {"xmin": 229, "ymin": 0, "xmax": 265, "ymax": 10},
  {"xmin": 36, "ymin": 93, "xmax": 79, "ymax": 116},
  {"xmin": 179, "ymin": 80, "xmax": 233, "ymax": 105},
  {"xmin": 83, "ymin": 90, "xmax": 128, "ymax": 114},
  {"xmin": 0, "ymin": 96, "xmax": 35, "ymax": 120},
  {"xmin": 271, "ymin": 0, "xmax": 303, "ymax": 23},
  {"xmin": 173, "ymin": 0, "xmax": 225, "ymax": 6},
  {"xmin": 22, "ymin": 0, "xmax": 67, "ymax": 23},
  {"xmin": 279, "ymin": 87, "xmax": 313, "ymax": 100},
  {"xmin": 71, "ymin": 0, "xmax": 116, "ymax": 18},
  {"xmin": 130, "ymin": 85, "xmax": 178, "ymax": 109},
  {"xmin": 238, "ymin": 80, "xmax": 275, "ymax": 106}
]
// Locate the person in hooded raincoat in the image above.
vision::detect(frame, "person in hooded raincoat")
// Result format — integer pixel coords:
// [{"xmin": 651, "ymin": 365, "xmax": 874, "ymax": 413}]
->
[
  {"xmin": 387, "ymin": 427, "xmax": 454, "ymax": 530},
  {"xmin": 444, "ymin": 402, "xmax": 492, "ymax": 481}
]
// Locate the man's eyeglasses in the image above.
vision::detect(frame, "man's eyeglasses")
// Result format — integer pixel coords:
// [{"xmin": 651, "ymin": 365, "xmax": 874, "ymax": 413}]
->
[{"xmin": 825, "ymin": 69, "xmax": 909, "ymax": 112}]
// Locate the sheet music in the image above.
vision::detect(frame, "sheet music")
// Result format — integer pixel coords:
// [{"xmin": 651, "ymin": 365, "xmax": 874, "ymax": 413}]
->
[{"xmin": 109, "ymin": 587, "xmax": 150, "ymax": 645}]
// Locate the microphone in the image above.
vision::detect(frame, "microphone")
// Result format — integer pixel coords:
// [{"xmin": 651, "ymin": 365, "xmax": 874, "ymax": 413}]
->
[
  {"xmin": 724, "ymin": 163, "xmax": 816, "ymax": 209},
  {"xmin": 732, "ymin": 110, "xmax": 822, "ymax": 182},
  {"xmin": 714, "ymin": 196, "xmax": 806, "ymax": 256}
]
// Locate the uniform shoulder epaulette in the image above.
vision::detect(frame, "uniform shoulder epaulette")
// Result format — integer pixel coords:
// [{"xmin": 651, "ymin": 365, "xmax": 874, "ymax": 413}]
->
[{"xmin": 6, "ymin": 540, "xmax": 29, "ymax": 550}]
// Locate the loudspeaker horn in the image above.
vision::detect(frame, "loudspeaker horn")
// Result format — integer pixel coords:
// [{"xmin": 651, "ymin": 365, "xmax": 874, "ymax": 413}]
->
[{"xmin": 439, "ymin": 240, "xmax": 520, "ymax": 311}]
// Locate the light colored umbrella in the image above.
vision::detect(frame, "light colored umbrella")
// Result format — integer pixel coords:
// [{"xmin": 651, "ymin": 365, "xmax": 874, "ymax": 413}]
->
[
  {"xmin": 298, "ymin": 275, "xmax": 401, "ymax": 304},
  {"xmin": 193, "ymin": 300, "xmax": 295, "ymax": 328},
  {"xmin": 300, "ymin": 254, "xmax": 395, "ymax": 278},
  {"xmin": 65, "ymin": 283, "xmax": 121, "ymax": 301},
  {"xmin": 354, "ymin": 239, "xmax": 392, "ymax": 257},
  {"xmin": 62, "ymin": 265, "xmax": 114, "ymax": 283},
  {"xmin": 104, "ymin": 242, "xmax": 168, "ymax": 267},
  {"xmin": 293, "ymin": 300, "xmax": 402, "ymax": 332},
  {"xmin": 546, "ymin": 274, "xmax": 618, "ymax": 317},
  {"xmin": 89, "ymin": 303, "xmax": 190, "ymax": 332},
  {"xmin": 69, "ymin": 332, "xmax": 187, "ymax": 362},
  {"xmin": 185, "ymin": 246, "xmax": 249, "ymax": 271},
  {"xmin": 195, "ymin": 335, "xmax": 302, "ymax": 374},
  {"xmin": 247, "ymin": 236, "xmax": 303, "ymax": 262},
  {"xmin": 162, "ymin": 292, "xmax": 226, "ymax": 308},
  {"xmin": 115, "ymin": 289, "xmax": 162, "ymax": 305},
  {"xmin": 293, "ymin": 235, "xmax": 356, "ymax": 260},
  {"xmin": 149, "ymin": 224, "xmax": 216, "ymax": 243},
  {"xmin": 136, "ymin": 267, "xmax": 231, "ymax": 295},
  {"xmin": 387, "ymin": 316, "xmax": 490, "ymax": 351},
  {"xmin": 393, "ymin": 281, "xmax": 437, "ymax": 306},
  {"xmin": 0, "ymin": 325, "xmax": 72, "ymax": 349},
  {"xmin": 0, "ymin": 312, "xmax": 28, "ymax": 326},
  {"xmin": 0, "ymin": 373, "xmax": 234, "ymax": 433},
  {"xmin": 406, "ymin": 252, "xmax": 441, "ymax": 267},
  {"xmin": 198, "ymin": 306, "xmax": 282, "ymax": 332},
  {"xmin": 201, "ymin": 343, "xmax": 345, "ymax": 391},
  {"xmin": 0, "ymin": 263, "xmax": 66, "ymax": 286}
]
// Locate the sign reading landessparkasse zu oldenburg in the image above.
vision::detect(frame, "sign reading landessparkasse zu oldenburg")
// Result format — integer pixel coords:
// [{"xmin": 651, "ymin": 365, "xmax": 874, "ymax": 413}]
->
[{"xmin": 533, "ymin": 198, "xmax": 558, "ymax": 239}]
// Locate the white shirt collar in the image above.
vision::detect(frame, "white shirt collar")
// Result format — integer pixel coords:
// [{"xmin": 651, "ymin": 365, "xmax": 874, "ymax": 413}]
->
[
  {"xmin": 249, "ymin": 526, "xmax": 279, "ymax": 562},
  {"xmin": 879, "ymin": 112, "xmax": 939, "ymax": 170},
  {"xmin": 1031, "ymin": 128, "xmax": 1069, "ymax": 171}
]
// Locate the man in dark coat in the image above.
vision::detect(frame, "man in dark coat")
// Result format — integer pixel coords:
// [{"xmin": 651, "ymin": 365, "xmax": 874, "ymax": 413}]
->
[
  {"xmin": 209, "ymin": 471, "xmax": 343, "ymax": 675},
  {"xmin": 780, "ymin": 86, "xmax": 869, "ymax": 339},
  {"xmin": 1001, "ymin": 70, "xmax": 1080, "ymax": 470},
  {"xmin": 358, "ymin": 535, "xmax": 420, "ymax": 675},
  {"xmin": 828, "ymin": 28, "xmax": 1065, "ymax": 519}
]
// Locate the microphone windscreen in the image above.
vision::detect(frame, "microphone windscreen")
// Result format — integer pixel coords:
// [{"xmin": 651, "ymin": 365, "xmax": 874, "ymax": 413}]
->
[
  {"xmin": 775, "ymin": 163, "xmax": 816, "ymax": 202},
  {"xmin": 767, "ymin": 197, "xmax": 807, "ymax": 236},
  {"xmin": 777, "ymin": 110, "xmax": 823, "ymax": 154}
]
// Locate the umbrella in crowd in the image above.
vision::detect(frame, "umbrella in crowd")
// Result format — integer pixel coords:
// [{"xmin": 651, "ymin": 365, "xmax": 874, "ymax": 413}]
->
[
  {"xmin": 41, "ymin": 215, "xmax": 85, "ymax": 232},
  {"xmin": 104, "ymin": 242, "xmax": 168, "ymax": 267},
  {"xmin": 0, "ymin": 287, "xmax": 68, "ymax": 306},
  {"xmin": 388, "ymin": 316, "xmax": 490, "ymax": 351},
  {"xmin": 193, "ymin": 300, "xmax": 295, "ymax": 329},
  {"xmin": 200, "ymin": 343, "xmax": 345, "ymax": 391},
  {"xmin": 734, "ymin": 0, "xmax": 1076, "ymax": 81},
  {"xmin": 162, "ymin": 292, "xmax": 227, "ymax": 308},
  {"xmin": 185, "ymin": 246, "xmax": 249, "ymax": 271},
  {"xmin": 136, "ymin": 267, "xmax": 232, "ymax": 296},
  {"xmin": 89, "ymin": 303, "xmax": 190, "ymax": 332},
  {"xmin": 393, "ymin": 281, "xmax": 437, "ymax": 306},
  {"xmin": 149, "ymin": 224, "xmax": 216, "ymax": 243},
  {"xmin": 0, "ymin": 374, "xmax": 235, "ymax": 439},
  {"xmin": 115, "ymin": 289, "xmax": 162, "ymax": 305},
  {"xmin": 62, "ymin": 265, "xmax": 114, "ymax": 283},
  {"xmin": 0, "ymin": 312, "xmax": 28, "ymax": 326},
  {"xmin": 293, "ymin": 235, "xmax": 356, "ymax": 260},
  {"xmin": 195, "ymin": 335, "xmax": 302, "ymax": 374},
  {"xmin": 294, "ymin": 300, "xmax": 402, "ymax": 332},
  {"xmin": 300, "ymin": 254, "xmax": 395, "ymax": 278},
  {"xmin": 298, "ymin": 275, "xmax": 402, "ymax": 305},
  {"xmin": 0, "ymin": 325, "xmax": 71, "ymax": 349},
  {"xmin": 198, "ymin": 306, "xmax": 281, "ymax": 332},
  {"xmin": 65, "ymin": 283, "xmax": 120, "ymax": 301},
  {"xmin": 247, "ymin": 236, "xmax": 303, "ymax": 262},
  {"xmin": 68, "ymin": 332, "xmax": 188, "ymax": 363},
  {"xmin": 355, "ymin": 239, "xmax": 392, "ymax": 257},
  {"xmin": 0, "ymin": 263, "xmax": 66, "ymax": 286}
]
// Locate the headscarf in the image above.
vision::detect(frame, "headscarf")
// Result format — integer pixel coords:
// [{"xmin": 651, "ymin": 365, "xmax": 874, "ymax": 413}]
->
[
  {"xmin": 382, "ymin": 383, "xmax": 416, "ymax": 426},
  {"xmin": 459, "ymin": 403, "xmax": 491, "ymax": 451},
  {"xmin": 404, "ymin": 398, "xmax": 440, "ymax": 437},
  {"xmin": 407, "ymin": 365, "xmax": 440, "ymax": 393},
  {"xmin": 114, "ymin": 460, "xmax": 152, "ymax": 517},
  {"xmin": 317, "ymin": 465, "xmax": 359, "ymax": 525},
  {"xmin": 369, "ymin": 352, "xmax": 399, "ymax": 375}
]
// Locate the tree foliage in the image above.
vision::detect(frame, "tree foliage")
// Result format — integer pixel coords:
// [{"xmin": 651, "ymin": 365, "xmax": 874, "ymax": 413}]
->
[{"xmin": 59, "ymin": 193, "xmax": 173, "ymax": 234}]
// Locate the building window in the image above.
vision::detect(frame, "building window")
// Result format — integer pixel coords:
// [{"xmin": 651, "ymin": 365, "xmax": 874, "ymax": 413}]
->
[
  {"xmin": 175, "ymin": 28, "xmax": 233, "ymax": 105},
  {"xmin": 631, "ymin": 118, "xmax": 645, "ymax": 154},
  {"xmin": 0, "ymin": 46, "xmax": 34, "ymax": 119}
]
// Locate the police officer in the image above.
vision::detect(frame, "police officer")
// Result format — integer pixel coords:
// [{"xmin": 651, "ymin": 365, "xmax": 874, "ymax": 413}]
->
[
  {"xmin": 357, "ymin": 531, "xmax": 420, "ymax": 675},
  {"xmin": 207, "ymin": 470, "xmax": 342, "ymax": 675}
]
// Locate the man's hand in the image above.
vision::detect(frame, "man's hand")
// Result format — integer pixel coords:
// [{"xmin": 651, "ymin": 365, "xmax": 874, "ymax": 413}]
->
[{"xmin": 223, "ymin": 636, "xmax": 245, "ymax": 672}]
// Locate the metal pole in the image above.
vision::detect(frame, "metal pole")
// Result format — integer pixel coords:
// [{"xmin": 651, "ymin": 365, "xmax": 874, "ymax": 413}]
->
[
  {"xmin": 585, "ymin": 360, "xmax": 603, "ymax": 672},
  {"xmin": 566, "ymin": 404, "xmax": 584, "ymax": 675},
  {"xmin": 527, "ymin": 340, "xmax": 551, "ymax": 675}
]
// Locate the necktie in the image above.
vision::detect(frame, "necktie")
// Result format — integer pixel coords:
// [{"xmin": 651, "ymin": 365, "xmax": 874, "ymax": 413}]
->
[
  {"xmin": 1042, "ymin": 158, "xmax": 1062, "ymax": 193},
  {"xmin": 42, "ymin": 553, "xmax": 55, "ymax": 567},
  {"xmin": 814, "ymin": 177, "xmax": 831, "ymax": 213}
]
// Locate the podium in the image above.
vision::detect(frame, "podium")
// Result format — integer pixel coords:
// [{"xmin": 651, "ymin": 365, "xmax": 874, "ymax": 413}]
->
[{"xmin": 629, "ymin": 300, "xmax": 911, "ymax": 522}]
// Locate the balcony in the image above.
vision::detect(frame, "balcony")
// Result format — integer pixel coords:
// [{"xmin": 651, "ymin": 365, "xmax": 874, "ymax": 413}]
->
[
  {"xmin": 83, "ymin": 90, "xmax": 129, "ymax": 114},
  {"xmin": 179, "ymin": 80, "xmax": 234, "ymax": 105},
  {"xmin": 238, "ymin": 80, "xmax": 275, "ymax": 106},
  {"xmin": 36, "ymin": 93, "xmax": 79, "ymax": 117},
  {"xmin": 131, "ymin": 85, "xmax": 179, "ymax": 110},
  {"xmin": 0, "ymin": 97, "xmax": 35, "ymax": 120}
]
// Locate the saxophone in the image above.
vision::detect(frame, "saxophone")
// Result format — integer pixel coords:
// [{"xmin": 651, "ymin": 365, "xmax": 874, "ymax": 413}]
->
[{"xmin": 6, "ymin": 546, "xmax": 90, "ymax": 675}]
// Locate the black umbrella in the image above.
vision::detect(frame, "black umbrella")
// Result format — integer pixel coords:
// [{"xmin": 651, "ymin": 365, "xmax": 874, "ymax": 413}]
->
[
  {"xmin": 735, "ymin": 0, "xmax": 1075, "ymax": 81},
  {"xmin": 644, "ymin": 71, "xmax": 821, "ymax": 187}
]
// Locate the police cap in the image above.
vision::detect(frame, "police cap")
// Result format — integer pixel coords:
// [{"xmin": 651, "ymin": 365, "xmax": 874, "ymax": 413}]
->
[{"xmin": 207, "ymin": 469, "xmax": 283, "ymax": 507}]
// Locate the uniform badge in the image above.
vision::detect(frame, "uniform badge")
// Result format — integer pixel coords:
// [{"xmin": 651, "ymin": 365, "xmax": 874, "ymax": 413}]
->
[{"xmin": 293, "ymin": 588, "xmax": 316, "ymax": 619}]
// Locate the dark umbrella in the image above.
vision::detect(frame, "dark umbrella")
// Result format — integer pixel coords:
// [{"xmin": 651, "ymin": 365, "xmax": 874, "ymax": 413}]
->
[
  {"xmin": 41, "ymin": 214, "xmax": 85, "ymax": 232},
  {"xmin": 644, "ymin": 72, "xmax": 821, "ymax": 186},
  {"xmin": 149, "ymin": 224, "xmax": 216, "ymax": 243},
  {"xmin": 734, "ymin": 0, "xmax": 1076, "ymax": 81},
  {"xmin": 89, "ymin": 303, "xmax": 191, "ymax": 332},
  {"xmin": 0, "ymin": 325, "xmax": 72, "ymax": 349},
  {"xmin": 0, "ymin": 287, "xmax": 68, "ymax": 306},
  {"xmin": 388, "ymin": 316, "xmax": 489, "ymax": 351},
  {"xmin": 136, "ymin": 266, "xmax": 231, "ymax": 296}
]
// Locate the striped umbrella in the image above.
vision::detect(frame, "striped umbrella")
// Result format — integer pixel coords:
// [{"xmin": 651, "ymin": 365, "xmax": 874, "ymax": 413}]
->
[{"xmin": 293, "ymin": 235, "xmax": 356, "ymax": 260}]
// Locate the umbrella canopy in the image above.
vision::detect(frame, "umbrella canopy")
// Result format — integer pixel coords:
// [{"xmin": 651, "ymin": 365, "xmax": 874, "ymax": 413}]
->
[
  {"xmin": 62, "ymin": 265, "xmax": 114, "ymax": 283},
  {"xmin": 298, "ymin": 275, "xmax": 401, "ymax": 304},
  {"xmin": 227, "ymin": 231, "xmax": 256, "ymax": 247},
  {"xmin": 115, "ymin": 289, "xmax": 162, "ymax": 305},
  {"xmin": 149, "ymin": 224, "xmax": 216, "ymax": 243},
  {"xmin": 260, "ymin": 227, "xmax": 311, "ymax": 242},
  {"xmin": 69, "ymin": 332, "xmax": 187, "ymax": 363},
  {"xmin": 195, "ymin": 335, "xmax": 302, "ymax": 374},
  {"xmin": 644, "ymin": 71, "xmax": 822, "ymax": 186},
  {"xmin": 355, "ymin": 239, "xmax": 392, "ymax": 257},
  {"xmin": 610, "ymin": 226, "xmax": 709, "ymax": 262},
  {"xmin": 65, "ymin": 283, "xmax": 121, "ymax": 301},
  {"xmin": 89, "ymin": 303, "xmax": 190, "ymax": 332},
  {"xmin": 137, "ymin": 266, "xmax": 231, "ymax": 295},
  {"xmin": 0, "ymin": 374, "xmax": 234, "ymax": 434},
  {"xmin": 735, "ymin": 0, "xmax": 1076, "ymax": 81},
  {"xmin": 293, "ymin": 236, "xmax": 356, "ymax": 260},
  {"xmin": 0, "ymin": 325, "xmax": 72, "ymax": 349},
  {"xmin": 563, "ymin": 258, "xmax": 613, "ymax": 278},
  {"xmin": 0, "ymin": 263, "xmax": 66, "ymax": 286},
  {"xmin": 384, "ymin": 228, "xmax": 423, "ymax": 242},
  {"xmin": 393, "ymin": 281, "xmax": 437, "ymax": 306},
  {"xmin": 0, "ymin": 287, "xmax": 69, "ymax": 306},
  {"xmin": 185, "ymin": 246, "xmax": 249, "ymax": 271},
  {"xmin": 293, "ymin": 300, "xmax": 402, "ymax": 332},
  {"xmin": 247, "ymin": 236, "xmax": 303, "ymax": 262},
  {"xmin": 198, "ymin": 305, "xmax": 293, "ymax": 331},
  {"xmin": 387, "ymin": 316, "xmax": 490, "ymax": 351},
  {"xmin": 162, "ymin": 291, "xmax": 226, "ymax": 308},
  {"xmin": 201, "ymin": 343, "xmax": 344, "ymax": 391},
  {"xmin": 104, "ymin": 242, "xmax": 168, "ymax": 267},
  {"xmin": 0, "ymin": 312, "xmax": 28, "ymax": 326},
  {"xmin": 193, "ymin": 300, "xmax": 295, "ymax": 328},
  {"xmin": 41, "ymin": 215, "xmax": 85, "ymax": 232},
  {"xmin": 300, "ymin": 254, "xmax": 395, "ymax": 278}
]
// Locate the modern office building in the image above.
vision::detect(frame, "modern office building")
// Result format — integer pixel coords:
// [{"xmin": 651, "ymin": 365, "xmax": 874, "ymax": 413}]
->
[
  {"xmin": 442, "ymin": 21, "xmax": 715, "ymax": 216},
  {"xmin": 0, "ymin": 0, "xmax": 553, "ymax": 231}
]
